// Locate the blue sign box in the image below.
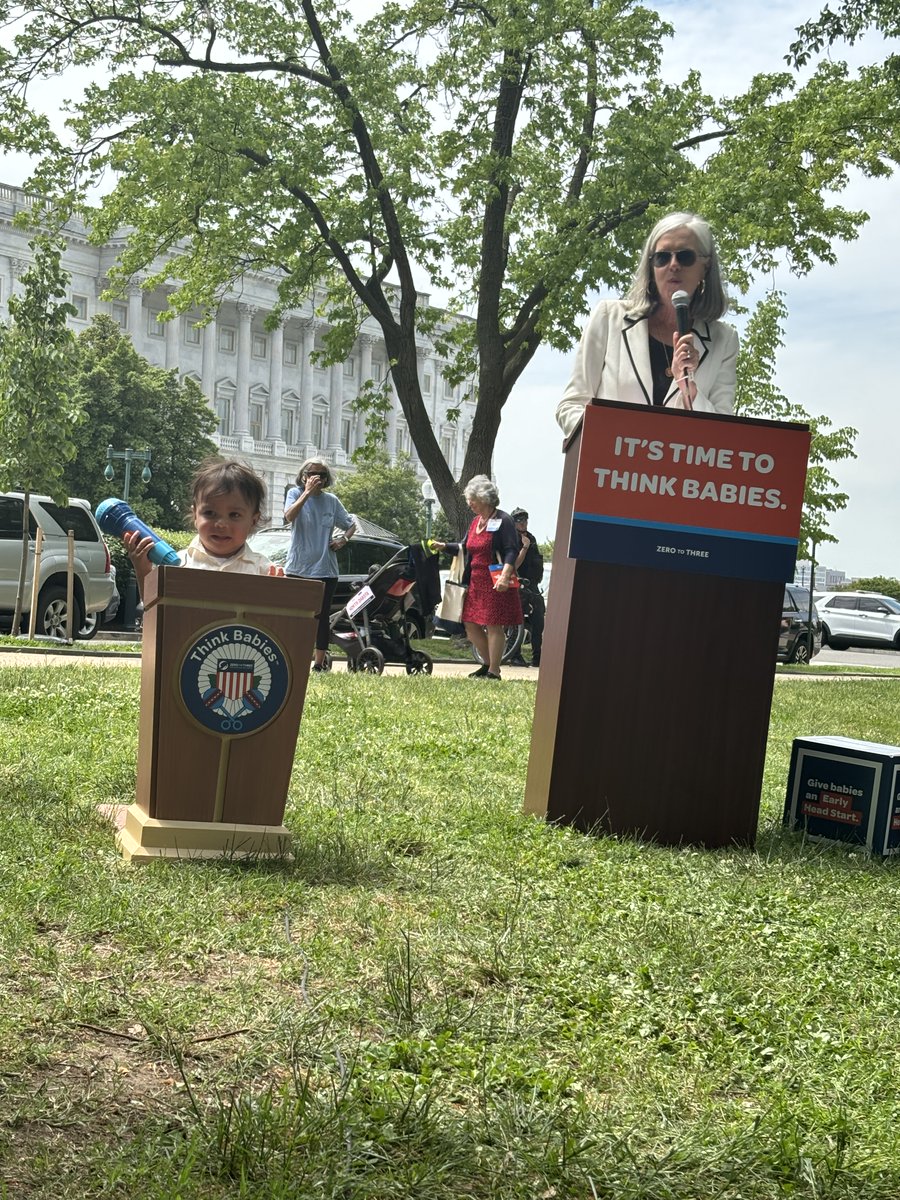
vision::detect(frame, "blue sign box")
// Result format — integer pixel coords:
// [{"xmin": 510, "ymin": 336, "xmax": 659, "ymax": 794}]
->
[{"xmin": 784, "ymin": 736, "xmax": 900, "ymax": 856}]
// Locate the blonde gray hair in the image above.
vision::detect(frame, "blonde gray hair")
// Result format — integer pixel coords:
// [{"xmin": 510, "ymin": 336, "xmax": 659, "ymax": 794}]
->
[
  {"xmin": 464, "ymin": 474, "xmax": 500, "ymax": 508},
  {"xmin": 624, "ymin": 211, "xmax": 729, "ymax": 321},
  {"xmin": 296, "ymin": 458, "xmax": 334, "ymax": 488}
]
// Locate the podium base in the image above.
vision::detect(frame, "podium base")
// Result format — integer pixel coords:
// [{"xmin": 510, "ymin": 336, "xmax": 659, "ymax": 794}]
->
[{"xmin": 115, "ymin": 804, "xmax": 293, "ymax": 863}]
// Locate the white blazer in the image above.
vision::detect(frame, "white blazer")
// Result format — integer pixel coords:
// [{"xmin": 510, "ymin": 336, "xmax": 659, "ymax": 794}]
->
[{"xmin": 557, "ymin": 299, "xmax": 739, "ymax": 437}]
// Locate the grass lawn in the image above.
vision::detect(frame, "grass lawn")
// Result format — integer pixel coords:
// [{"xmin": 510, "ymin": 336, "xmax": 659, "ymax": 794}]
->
[{"xmin": 2, "ymin": 665, "xmax": 900, "ymax": 1197}]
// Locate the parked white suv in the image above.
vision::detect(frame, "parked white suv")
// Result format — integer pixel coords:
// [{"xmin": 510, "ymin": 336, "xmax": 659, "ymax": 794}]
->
[
  {"xmin": 0, "ymin": 493, "xmax": 116, "ymax": 639},
  {"xmin": 813, "ymin": 590, "xmax": 900, "ymax": 651}
]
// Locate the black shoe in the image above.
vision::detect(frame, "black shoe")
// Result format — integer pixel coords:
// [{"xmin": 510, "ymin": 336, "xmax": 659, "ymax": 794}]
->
[
  {"xmin": 469, "ymin": 664, "xmax": 489, "ymax": 678},
  {"xmin": 531, "ymin": 658, "xmax": 540, "ymax": 668},
  {"xmin": 312, "ymin": 663, "xmax": 327, "ymax": 673},
  {"xmin": 485, "ymin": 672, "xmax": 502, "ymax": 680},
  {"xmin": 508, "ymin": 656, "xmax": 527, "ymax": 667}
]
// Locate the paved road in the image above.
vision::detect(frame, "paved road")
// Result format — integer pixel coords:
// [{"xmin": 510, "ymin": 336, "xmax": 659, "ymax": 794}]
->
[{"xmin": 816, "ymin": 646, "xmax": 900, "ymax": 670}]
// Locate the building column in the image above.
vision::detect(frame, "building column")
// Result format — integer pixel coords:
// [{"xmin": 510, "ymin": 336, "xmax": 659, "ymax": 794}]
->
[
  {"xmin": 298, "ymin": 318, "xmax": 316, "ymax": 447},
  {"xmin": 327, "ymin": 360, "xmax": 344, "ymax": 457},
  {"xmin": 234, "ymin": 302, "xmax": 257, "ymax": 438},
  {"xmin": 387, "ymin": 374, "xmax": 399, "ymax": 461},
  {"xmin": 267, "ymin": 322, "xmax": 284, "ymax": 440},
  {"xmin": 127, "ymin": 280, "xmax": 144, "ymax": 337},
  {"xmin": 164, "ymin": 301, "xmax": 179, "ymax": 370},
  {"xmin": 201, "ymin": 316, "xmax": 217, "ymax": 404},
  {"xmin": 356, "ymin": 333, "xmax": 376, "ymax": 448}
]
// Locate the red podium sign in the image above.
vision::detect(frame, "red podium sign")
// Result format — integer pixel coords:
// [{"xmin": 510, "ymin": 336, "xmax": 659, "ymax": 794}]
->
[{"xmin": 571, "ymin": 403, "xmax": 810, "ymax": 582}]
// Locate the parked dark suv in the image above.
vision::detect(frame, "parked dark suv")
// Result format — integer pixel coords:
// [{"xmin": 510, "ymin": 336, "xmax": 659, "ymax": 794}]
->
[
  {"xmin": 248, "ymin": 518, "xmax": 429, "ymax": 637},
  {"xmin": 778, "ymin": 583, "xmax": 822, "ymax": 664}
]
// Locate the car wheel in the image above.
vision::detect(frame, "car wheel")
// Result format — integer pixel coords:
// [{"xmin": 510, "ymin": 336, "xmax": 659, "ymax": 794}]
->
[
  {"xmin": 35, "ymin": 584, "xmax": 83, "ymax": 640},
  {"xmin": 357, "ymin": 647, "xmax": 385, "ymax": 674},
  {"xmin": 403, "ymin": 615, "xmax": 424, "ymax": 642},
  {"xmin": 405, "ymin": 651, "xmax": 433, "ymax": 675},
  {"xmin": 76, "ymin": 610, "xmax": 101, "ymax": 641},
  {"xmin": 788, "ymin": 637, "xmax": 811, "ymax": 665},
  {"xmin": 471, "ymin": 624, "xmax": 525, "ymax": 666}
]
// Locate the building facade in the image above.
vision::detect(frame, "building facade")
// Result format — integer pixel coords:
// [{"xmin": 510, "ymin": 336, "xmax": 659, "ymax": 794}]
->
[{"xmin": 0, "ymin": 183, "xmax": 476, "ymax": 515}]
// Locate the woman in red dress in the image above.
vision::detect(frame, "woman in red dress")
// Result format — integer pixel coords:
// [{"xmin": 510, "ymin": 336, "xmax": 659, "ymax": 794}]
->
[{"xmin": 433, "ymin": 475, "xmax": 523, "ymax": 679}]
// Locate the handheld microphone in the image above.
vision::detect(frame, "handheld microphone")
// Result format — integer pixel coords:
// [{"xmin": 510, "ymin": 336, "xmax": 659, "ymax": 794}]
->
[
  {"xmin": 95, "ymin": 498, "xmax": 182, "ymax": 566},
  {"xmin": 671, "ymin": 290, "xmax": 694, "ymax": 386}
]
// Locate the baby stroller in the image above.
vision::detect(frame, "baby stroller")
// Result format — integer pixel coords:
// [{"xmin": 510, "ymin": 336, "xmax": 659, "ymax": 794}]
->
[{"xmin": 326, "ymin": 547, "xmax": 435, "ymax": 675}]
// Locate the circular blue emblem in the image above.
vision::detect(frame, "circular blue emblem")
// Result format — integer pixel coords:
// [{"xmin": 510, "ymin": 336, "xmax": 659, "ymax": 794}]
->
[{"xmin": 179, "ymin": 623, "xmax": 291, "ymax": 736}]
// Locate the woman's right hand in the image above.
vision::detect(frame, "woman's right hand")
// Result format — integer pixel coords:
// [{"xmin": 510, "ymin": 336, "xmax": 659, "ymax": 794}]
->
[
  {"xmin": 303, "ymin": 474, "xmax": 324, "ymax": 498},
  {"xmin": 430, "ymin": 540, "xmax": 447, "ymax": 551}
]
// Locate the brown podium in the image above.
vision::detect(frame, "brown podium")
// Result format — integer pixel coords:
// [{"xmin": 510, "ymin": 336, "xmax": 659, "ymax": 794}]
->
[
  {"xmin": 524, "ymin": 400, "xmax": 810, "ymax": 848},
  {"xmin": 117, "ymin": 567, "xmax": 324, "ymax": 862}
]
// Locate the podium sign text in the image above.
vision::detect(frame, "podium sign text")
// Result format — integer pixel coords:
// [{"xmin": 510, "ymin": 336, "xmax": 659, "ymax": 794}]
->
[{"xmin": 571, "ymin": 403, "xmax": 810, "ymax": 582}]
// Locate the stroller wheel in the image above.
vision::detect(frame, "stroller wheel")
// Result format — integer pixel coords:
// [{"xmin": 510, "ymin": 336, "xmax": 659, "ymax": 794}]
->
[
  {"xmin": 357, "ymin": 646, "xmax": 385, "ymax": 675},
  {"xmin": 406, "ymin": 651, "xmax": 433, "ymax": 675}
]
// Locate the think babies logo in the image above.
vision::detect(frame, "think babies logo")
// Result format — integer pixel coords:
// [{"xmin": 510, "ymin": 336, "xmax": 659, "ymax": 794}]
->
[{"xmin": 180, "ymin": 624, "xmax": 290, "ymax": 735}]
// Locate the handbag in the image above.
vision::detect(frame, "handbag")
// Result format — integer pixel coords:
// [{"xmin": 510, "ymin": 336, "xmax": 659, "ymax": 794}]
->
[{"xmin": 437, "ymin": 553, "xmax": 467, "ymax": 626}]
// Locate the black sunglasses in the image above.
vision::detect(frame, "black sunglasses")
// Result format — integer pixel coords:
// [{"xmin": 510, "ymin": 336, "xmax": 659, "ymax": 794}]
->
[{"xmin": 651, "ymin": 249, "xmax": 707, "ymax": 268}]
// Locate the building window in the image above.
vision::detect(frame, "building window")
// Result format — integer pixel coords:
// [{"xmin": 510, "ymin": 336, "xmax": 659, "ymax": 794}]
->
[
  {"xmin": 250, "ymin": 403, "xmax": 264, "ymax": 441},
  {"xmin": 343, "ymin": 358, "xmax": 355, "ymax": 378},
  {"xmin": 284, "ymin": 340, "xmax": 298, "ymax": 366},
  {"xmin": 312, "ymin": 411, "xmax": 326, "ymax": 448},
  {"xmin": 423, "ymin": 373, "xmax": 432, "ymax": 394},
  {"xmin": 341, "ymin": 417, "xmax": 352, "ymax": 453},
  {"xmin": 71, "ymin": 293, "xmax": 89, "ymax": 321},
  {"xmin": 215, "ymin": 393, "xmax": 233, "ymax": 435},
  {"xmin": 147, "ymin": 310, "xmax": 165, "ymax": 338},
  {"xmin": 396, "ymin": 424, "xmax": 408, "ymax": 455},
  {"xmin": 444, "ymin": 377, "xmax": 454, "ymax": 398},
  {"xmin": 372, "ymin": 360, "xmax": 383, "ymax": 382},
  {"xmin": 185, "ymin": 321, "xmax": 202, "ymax": 346},
  {"xmin": 252, "ymin": 334, "xmax": 268, "ymax": 360},
  {"xmin": 218, "ymin": 326, "xmax": 236, "ymax": 353},
  {"xmin": 112, "ymin": 303, "xmax": 128, "ymax": 330},
  {"xmin": 281, "ymin": 409, "xmax": 295, "ymax": 445},
  {"xmin": 441, "ymin": 434, "xmax": 453, "ymax": 462}
]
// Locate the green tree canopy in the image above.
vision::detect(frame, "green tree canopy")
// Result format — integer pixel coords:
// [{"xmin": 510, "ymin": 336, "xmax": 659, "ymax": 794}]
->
[
  {"xmin": 65, "ymin": 315, "xmax": 218, "ymax": 528},
  {"xmin": 846, "ymin": 577, "xmax": 900, "ymax": 601},
  {"xmin": 334, "ymin": 452, "xmax": 428, "ymax": 545},
  {"xmin": 1, "ymin": 0, "xmax": 897, "ymax": 534}
]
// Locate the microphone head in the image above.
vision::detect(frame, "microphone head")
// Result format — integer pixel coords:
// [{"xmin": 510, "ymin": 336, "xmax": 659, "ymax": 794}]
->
[{"xmin": 671, "ymin": 289, "xmax": 692, "ymax": 336}]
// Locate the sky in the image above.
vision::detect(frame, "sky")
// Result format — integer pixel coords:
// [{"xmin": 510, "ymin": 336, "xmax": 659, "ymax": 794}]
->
[
  {"xmin": 1, "ymin": 1, "xmax": 896, "ymax": 578},
  {"xmin": 492, "ymin": 2, "xmax": 899, "ymax": 579}
]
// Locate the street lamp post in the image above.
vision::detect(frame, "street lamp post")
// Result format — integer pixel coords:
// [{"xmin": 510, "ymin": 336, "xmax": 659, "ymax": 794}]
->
[
  {"xmin": 421, "ymin": 478, "xmax": 437, "ymax": 540},
  {"xmin": 104, "ymin": 445, "xmax": 153, "ymax": 503},
  {"xmin": 103, "ymin": 446, "xmax": 153, "ymax": 631}
]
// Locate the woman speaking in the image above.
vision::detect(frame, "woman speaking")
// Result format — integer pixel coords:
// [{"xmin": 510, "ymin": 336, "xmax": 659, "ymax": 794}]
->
[{"xmin": 557, "ymin": 212, "xmax": 737, "ymax": 437}]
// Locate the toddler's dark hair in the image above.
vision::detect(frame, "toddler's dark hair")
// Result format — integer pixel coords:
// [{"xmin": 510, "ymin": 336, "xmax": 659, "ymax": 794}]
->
[{"xmin": 190, "ymin": 458, "xmax": 266, "ymax": 517}]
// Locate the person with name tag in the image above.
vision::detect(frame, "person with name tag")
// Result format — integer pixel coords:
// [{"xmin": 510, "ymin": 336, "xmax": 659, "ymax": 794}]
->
[
  {"xmin": 431, "ymin": 475, "xmax": 522, "ymax": 680},
  {"xmin": 556, "ymin": 211, "xmax": 738, "ymax": 437}
]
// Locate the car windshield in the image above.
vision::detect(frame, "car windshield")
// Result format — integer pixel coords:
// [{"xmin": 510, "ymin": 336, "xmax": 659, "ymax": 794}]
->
[{"xmin": 248, "ymin": 528, "xmax": 289, "ymax": 562}]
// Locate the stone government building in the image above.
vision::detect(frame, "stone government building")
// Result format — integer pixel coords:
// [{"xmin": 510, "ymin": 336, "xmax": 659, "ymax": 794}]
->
[{"xmin": 0, "ymin": 183, "xmax": 477, "ymax": 515}]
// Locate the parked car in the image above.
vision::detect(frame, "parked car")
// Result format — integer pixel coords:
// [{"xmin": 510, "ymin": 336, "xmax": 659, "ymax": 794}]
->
[
  {"xmin": 77, "ymin": 559, "xmax": 121, "ymax": 639},
  {"xmin": 248, "ymin": 517, "xmax": 430, "ymax": 637},
  {"xmin": 779, "ymin": 583, "xmax": 821, "ymax": 664},
  {"xmin": 0, "ymin": 492, "xmax": 116, "ymax": 639},
  {"xmin": 813, "ymin": 590, "xmax": 900, "ymax": 651}
]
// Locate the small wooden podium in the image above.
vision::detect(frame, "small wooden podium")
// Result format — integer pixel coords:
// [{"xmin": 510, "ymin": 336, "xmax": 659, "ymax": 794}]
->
[
  {"xmin": 117, "ymin": 567, "xmax": 323, "ymax": 862},
  {"xmin": 524, "ymin": 400, "xmax": 810, "ymax": 848}
]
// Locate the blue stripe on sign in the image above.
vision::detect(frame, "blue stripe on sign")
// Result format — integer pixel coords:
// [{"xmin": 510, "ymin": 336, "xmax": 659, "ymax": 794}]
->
[
  {"xmin": 574, "ymin": 511, "xmax": 798, "ymax": 545},
  {"xmin": 570, "ymin": 513, "xmax": 798, "ymax": 583}
]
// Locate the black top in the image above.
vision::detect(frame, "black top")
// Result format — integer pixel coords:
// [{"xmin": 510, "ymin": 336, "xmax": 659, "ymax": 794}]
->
[{"xmin": 649, "ymin": 336, "xmax": 674, "ymax": 406}]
